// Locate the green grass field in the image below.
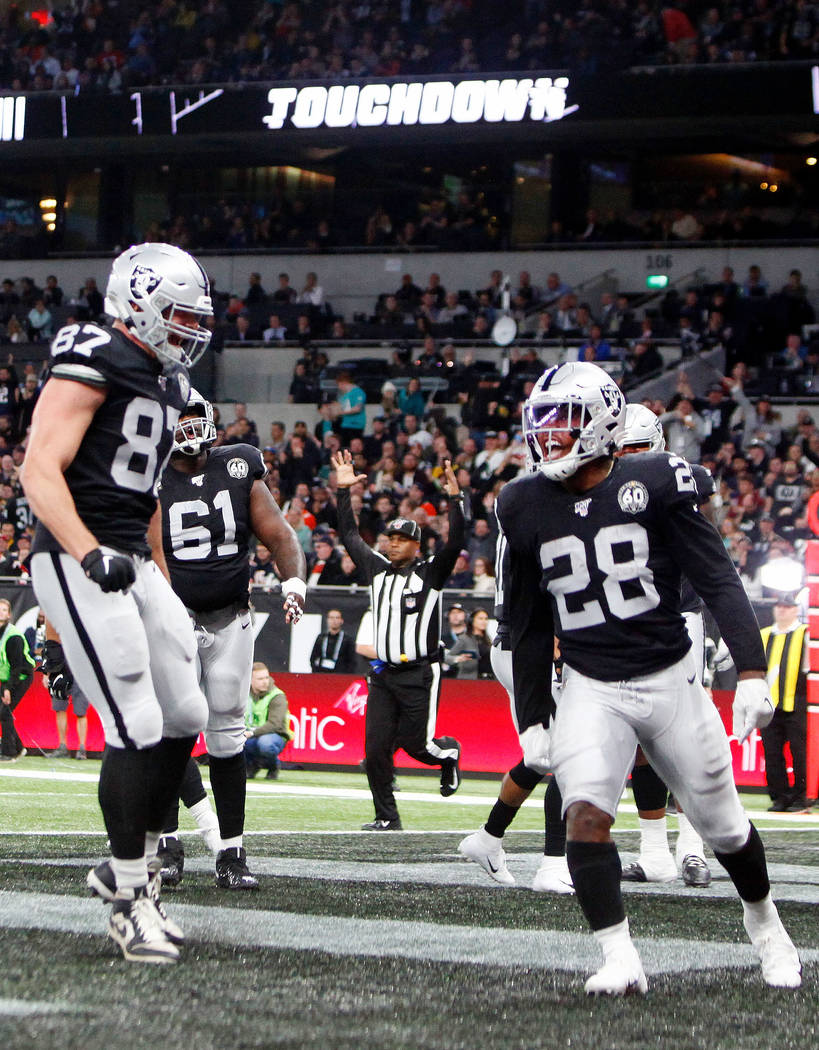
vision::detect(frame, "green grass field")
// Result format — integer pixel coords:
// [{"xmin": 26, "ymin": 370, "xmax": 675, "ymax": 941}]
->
[{"xmin": 0, "ymin": 757, "xmax": 817, "ymax": 1050}]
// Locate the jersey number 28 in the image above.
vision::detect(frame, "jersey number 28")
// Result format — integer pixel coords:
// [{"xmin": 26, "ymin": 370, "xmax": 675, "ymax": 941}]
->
[{"xmin": 540, "ymin": 522, "xmax": 660, "ymax": 630}]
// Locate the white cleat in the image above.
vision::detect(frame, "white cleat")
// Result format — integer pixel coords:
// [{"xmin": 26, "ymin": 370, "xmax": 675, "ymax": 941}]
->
[
  {"xmin": 458, "ymin": 829, "xmax": 515, "ymax": 886},
  {"xmin": 585, "ymin": 946, "xmax": 648, "ymax": 996},
  {"xmin": 746, "ymin": 919, "xmax": 802, "ymax": 988},
  {"xmin": 531, "ymin": 855, "xmax": 574, "ymax": 894},
  {"xmin": 108, "ymin": 889, "xmax": 179, "ymax": 965}
]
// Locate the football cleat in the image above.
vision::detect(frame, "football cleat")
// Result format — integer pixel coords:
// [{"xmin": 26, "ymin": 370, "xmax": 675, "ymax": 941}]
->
[
  {"xmin": 215, "ymin": 846, "xmax": 259, "ymax": 890},
  {"xmin": 439, "ymin": 741, "xmax": 462, "ymax": 798},
  {"xmin": 680, "ymin": 854, "xmax": 712, "ymax": 888},
  {"xmin": 87, "ymin": 860, "xmax": 116, "ymax": 902},
  {"xmin": 746, "ymin": 918, "xmax": 802, "ymax": 988},
  {"xmin": 458, "ymin": 829, "xmax": 515, "ymax": 886},
  {"xmin": 146, "ymin": 859, "xmax": 185, "ymax": 945},
  {"xmin": 361, "ymin": 819, "xmax": 402, "ymax": 831},
  {"xmin": 157, "ymin": 836, "xmax": 185, "ymax": 888},
  {"xmin": 585, "ymin": 947, "xmax": 648, "ymax": 996},
  {"xmin": 108, "ymin": 887, "xmax": 179, "ymax": 964},
  {"xmin": 621, "ymin": 854, "xmax": 677, "ymax": 883},
  {"xmin": 531, "ymin": 855, "xmax": 574, "ymax": 894}
]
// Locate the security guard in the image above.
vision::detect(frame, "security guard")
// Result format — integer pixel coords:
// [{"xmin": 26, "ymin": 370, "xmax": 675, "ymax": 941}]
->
[
  {"xmin": 760, "ymin": 594, "xmax": 811, "ymax": 812},
  {"xmin": 332, "ymin": 448, "xmax": 465, "ymax": 830},
  {"xmin": 0, "ymin": 597, "xmax": 34, "ymax": 762}
]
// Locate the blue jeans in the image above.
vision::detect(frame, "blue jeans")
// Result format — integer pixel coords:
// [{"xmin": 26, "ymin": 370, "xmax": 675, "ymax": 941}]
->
[{"xmin": 244, "ymin": 733, "xmax": 287, "ymax": 771}]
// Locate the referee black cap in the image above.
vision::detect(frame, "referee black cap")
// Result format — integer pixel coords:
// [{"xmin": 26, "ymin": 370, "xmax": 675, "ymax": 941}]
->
[{"xmin": 386, "ymin": 517, "xmax": 421, "ymax": 542}]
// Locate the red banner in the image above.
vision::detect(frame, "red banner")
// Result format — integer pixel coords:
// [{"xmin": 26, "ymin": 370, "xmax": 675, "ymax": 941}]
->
[{"xmin": 12, "ymin": 675, "xmax": 771, "ymax": 788}]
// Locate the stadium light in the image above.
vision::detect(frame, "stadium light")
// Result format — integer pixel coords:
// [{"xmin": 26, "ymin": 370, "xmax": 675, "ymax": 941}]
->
[{"xmin": 758, "ymin": 556, "xmax": 804, "ymax": 595}]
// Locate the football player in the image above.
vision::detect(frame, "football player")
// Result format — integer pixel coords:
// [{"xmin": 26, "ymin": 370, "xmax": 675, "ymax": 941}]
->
[
  {"xmin": 154, "ymin": 388, "xmax": 306, "ymax": 888},
  {"xmin": 615, "ymin": 404, "xmax": 712, "ymax": 889},
  {"xmin": 458, "ymin": 517, "xmax": 572, "ymax": 894},
  {"xmin": 498, "ymin": 362, "xmax": 800, "ymax": 995},
  {"xmin": 24, "ymin": 243, "xmax": 214, "ymax": 964}
]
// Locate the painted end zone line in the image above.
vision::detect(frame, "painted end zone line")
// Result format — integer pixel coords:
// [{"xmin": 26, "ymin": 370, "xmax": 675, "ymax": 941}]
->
[{"xmin": 2, "ymin": 767, "xmax": 817, "ymax": 821}]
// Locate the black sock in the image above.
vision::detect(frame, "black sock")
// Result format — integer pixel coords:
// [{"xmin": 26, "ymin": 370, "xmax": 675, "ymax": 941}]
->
[
  {"xmin": 180, "ymin": 756, "xmax": 207, "ymax": 808},
  {"xmin": 145, "ymin": 735, "xmax": 197, "ymax": 833},
  {"xmin": 162, "ymin": 756, "xmax": 207, "ymax": 834},
  {"xmin": 98, "ymin": 744, "xmax": 151, "ymax": 859},
  {"xmin": 566, "ymin": 840, "xmax": 625, "ymax": 931},
  {"xmin": 544, "ymin": 777, "xmax": 567, "ymax": 857},
  {"xmin": 485, "ymin": 800, "xmax": 518, "ymax": 838},
  {"xmin": 208, "ymin": 752, "xmax": 247, "ymax": 840},
  {"xmin": 714, "ymin": 823, "xmax": 770, "ymax": 903},
  {"xmin": 630, "ymin": 763, "xmax": 669, "ymax": 812}
]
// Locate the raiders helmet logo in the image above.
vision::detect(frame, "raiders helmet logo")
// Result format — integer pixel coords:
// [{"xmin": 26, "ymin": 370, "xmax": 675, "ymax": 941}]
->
[
  {"xmin": 227, "ymin": 458, "xmax": 249, "ymax": 479},
  {"xmin": 618, "ymin": 480, "xmax": 649, "ymax": 514},
  {"xmin": 130, "ymin": 265, "xmax": 162, "ymax": 299}
]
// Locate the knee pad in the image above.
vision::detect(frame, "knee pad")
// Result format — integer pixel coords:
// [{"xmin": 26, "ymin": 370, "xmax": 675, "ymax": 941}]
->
[
  {"xmin": 509, "ymin": 759, "xmax": 544, "ymax": 791},
  {"xmin": 164, "ymin": 690, "xmax": 208, "ymax": 739}
]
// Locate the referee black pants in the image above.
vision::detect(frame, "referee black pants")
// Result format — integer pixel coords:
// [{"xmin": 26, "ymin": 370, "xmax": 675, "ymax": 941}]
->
[
  {"xmin": 760, "ymin": 702, "xmax": 807, "ymax": 803},
  {"xmin": 365, "ymin": 661, "xmax": 458, "ymax": 822}
]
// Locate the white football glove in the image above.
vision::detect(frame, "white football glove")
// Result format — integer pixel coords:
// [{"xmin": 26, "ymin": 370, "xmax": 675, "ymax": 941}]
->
[
  {"xmin": 283, "ymin": 592, "xmax": 304, "ymax": 625},
  {"xmin": 732, "ymin": 678, "xmax": 774, "ymax": 744},
  {"xmin": 519, "ymin": 723, "xmax": 552, "ymax": 775}
]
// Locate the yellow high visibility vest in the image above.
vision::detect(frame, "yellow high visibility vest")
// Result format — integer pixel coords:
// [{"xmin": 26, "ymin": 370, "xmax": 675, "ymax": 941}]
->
[{"xmin": 760, "ymin": 625, "xmax": 807, "ymax": 713}]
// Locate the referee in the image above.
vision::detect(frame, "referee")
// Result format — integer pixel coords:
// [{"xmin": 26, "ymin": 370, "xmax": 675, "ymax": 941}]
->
[{"xmin": 332, "ymin": 449, "xmax": 465, "ymax": 830}]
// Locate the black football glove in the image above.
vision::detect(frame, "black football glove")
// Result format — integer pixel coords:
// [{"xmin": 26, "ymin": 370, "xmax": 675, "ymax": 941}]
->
[
  {"xmin": 81, "ymin": 547, "xmax": 136, "ymax": 593},
  {"xmin": 48, "ymin": 670, "xmax": 72, "ymax": 704}
]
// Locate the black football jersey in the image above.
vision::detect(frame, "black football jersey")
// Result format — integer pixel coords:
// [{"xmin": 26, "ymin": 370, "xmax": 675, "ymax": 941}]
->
[
  {"xmin": 679, "ymin": 462, "xmax": 716, "ymax": 613},
  {"xmin": 32, "ymin": 322, "xmax": 189, "ymax": 556},
  {"xmin": 160, "ymin": 443, "xmax": 266, "ymax": 612},
  {"xmin": 497, "ymin": 451, "xmax": 765, "ymax": 683}
]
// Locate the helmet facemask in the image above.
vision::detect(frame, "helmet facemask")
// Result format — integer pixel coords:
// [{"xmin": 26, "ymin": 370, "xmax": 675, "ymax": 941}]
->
[
  {"xmin": 173, "ymin": 391, "xmax": 217, "ymax": 455},
  {"xmin": 523, "ymin": 364, "xmax": 625, "ymax": 481}
]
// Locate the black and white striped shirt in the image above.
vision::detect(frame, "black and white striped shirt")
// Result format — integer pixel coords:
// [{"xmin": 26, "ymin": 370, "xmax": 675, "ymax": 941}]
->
[{"xmin": 337, "ymin": 489, "xmax": 465, "ymax": 666}]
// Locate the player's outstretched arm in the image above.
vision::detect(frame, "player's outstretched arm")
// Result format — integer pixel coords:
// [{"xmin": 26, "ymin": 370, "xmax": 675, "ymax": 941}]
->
[{"xmin": 249, "ymin": 479, "xmax": 307, "ymax": 624}]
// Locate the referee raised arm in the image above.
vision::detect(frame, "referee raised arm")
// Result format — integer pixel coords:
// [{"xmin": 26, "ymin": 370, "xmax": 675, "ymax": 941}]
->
[{"xmin": 332, "ymin": 449, "xmax": 465, "ymax": 831}]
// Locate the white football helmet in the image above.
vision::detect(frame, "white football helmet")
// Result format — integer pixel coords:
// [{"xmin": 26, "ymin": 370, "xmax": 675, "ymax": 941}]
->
[
  {"xmin": 173, "ymin": 388, "xmax": 217, "ymax": 455},
  {"xmin": 104, "ymin": 242, "xmax": 213, "ymax": 367},
  {"xmin": 617, "ymin": 403, "xmax": 666, "ymax": 453},
  {"xmin": 523, "ymin": 362, "xmax": 625, "ymax": 481}
]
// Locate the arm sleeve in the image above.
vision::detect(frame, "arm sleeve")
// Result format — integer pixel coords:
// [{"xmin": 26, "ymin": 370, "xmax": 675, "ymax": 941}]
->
[
  {"xmin": 336, "ymin": 488, "xmax": 389, "ymax": 582},
  {"xmin": 426, "ymin": 499, "xmax": 467, "ymax": 589},
  {"xmin": 662, "ymin": 498, "xmax": 766, "ymax": 673}
]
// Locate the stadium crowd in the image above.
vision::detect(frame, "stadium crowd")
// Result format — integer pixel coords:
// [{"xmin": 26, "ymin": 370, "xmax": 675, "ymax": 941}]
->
[
  {"xmin": 2, "ymin": 0, "xmax": 818, "ymax": 98},
  {"xmin": 0, "ymin": 251, "xmax": 816, "ymax": 683}
]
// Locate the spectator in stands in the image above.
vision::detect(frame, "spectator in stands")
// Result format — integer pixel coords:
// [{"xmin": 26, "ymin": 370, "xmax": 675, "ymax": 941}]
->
[
  {"xmin": 376, "ymin": 294, "xmax": 405, "ymax": 326},
  {"xmin": 245, "ymin": 271, "xmax": 267, "ymax": 304},
  {"xmin": 624, "ymin": 340, "xmax": 663, "ymax": 386},
  {"xmin": 471, "ymin": 555, "xmax": 495, "ymax": 596},
  {"xmin": 577, "ymin": 324, "xmax": 611, "ymax": 362},
  {"xmin": 263, "ymin": 312, "xmax": 289, "ymax": 342},
  {"xmin": 297, "ymin": 271, "xmax": 324, "ymax": 307},
  {"xmin": 72, "ymin": 278, "xmax": 103, "ymax": 321},
  {"xmin": 332, "ymin": 370, "xmax": 367, "ymax": 441},
  {"xmin": 541, "ymin": 271, "xmax": 572, "ymax": 307},
  {"xmin": 698, "ymin": 382, "xmax": 741, "ymax": 455},
  {"xmin": 272, "ymin": 272, "xmax": 297, "ymax": 304},
  {"xmin": 308, "ymin": 533, "xmax": 347, "ymax": 587},
  {"xmin": 742, "ymin": 264, "xmax": 769, "ymax": 297},
  {"xmin": 26, "ymin": 299, "xmax": 52, "ymax": 342},
  {"xmin": 395, "ymin": 274, "xmax": 423, "ymax": 310},
  {"xmin": 659, "ymin": 398, "xmax": 705, "ymax": 462}
]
